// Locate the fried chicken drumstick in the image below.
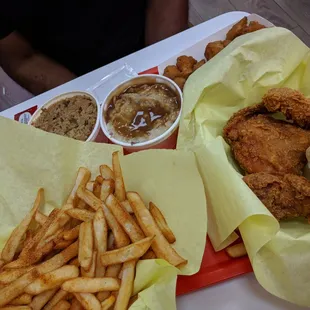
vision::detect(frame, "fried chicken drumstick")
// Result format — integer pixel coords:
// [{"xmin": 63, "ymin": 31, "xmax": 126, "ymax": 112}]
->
[
  {"xmin": 244, "ymin": 173, "xmax": 310, "ymax": 221},
  {"xmin": 223, "ymin": 103, "xmax": 310, "ymax": 175}
]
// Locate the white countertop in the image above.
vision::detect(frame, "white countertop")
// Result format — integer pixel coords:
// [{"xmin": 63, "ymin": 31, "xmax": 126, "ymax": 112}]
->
[{"xmin": 1, "ymin": 11, "xmax": 308, "ymax": 310}]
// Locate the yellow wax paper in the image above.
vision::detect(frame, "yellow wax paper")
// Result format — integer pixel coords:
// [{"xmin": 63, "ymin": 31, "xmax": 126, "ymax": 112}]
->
[
  {"xmin": 177, "ymin": 27, "xmax": 310, "ymax": 306},
  {"xmin": 0, "ymin": 116, "xmax": 207, "ymax": 309}
]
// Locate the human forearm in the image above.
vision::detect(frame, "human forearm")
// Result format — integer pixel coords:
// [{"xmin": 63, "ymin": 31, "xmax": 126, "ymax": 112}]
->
[
  {"xmin": 4, "ymin": 52, "xmax": 76, "ymax": 95},
  {"xmin": 145, "ymin": 0, "xmax": 188, "ymax": 45},
  {"xmin": 0, "ymin": 32, "xmax": 76, "ymax": 95}
]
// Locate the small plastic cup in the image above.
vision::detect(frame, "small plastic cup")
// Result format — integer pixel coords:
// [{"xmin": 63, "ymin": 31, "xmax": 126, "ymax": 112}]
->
[
  {"xmin": 100, "ymin": 74, "xmax": 183, "ymax": 153},
  {"xmin": 29, "ymin": 91, "xmax": 102, "ymax": 142}
]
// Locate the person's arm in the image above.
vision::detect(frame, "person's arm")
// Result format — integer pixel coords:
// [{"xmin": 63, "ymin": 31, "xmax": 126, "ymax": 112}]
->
[
  {"xmin": 145, "ymin": 0, "xmax": 188, "ymax": 46},
  {"xmin": 0, "ymin": 32, "xmax": 76, "ymax": 95}
]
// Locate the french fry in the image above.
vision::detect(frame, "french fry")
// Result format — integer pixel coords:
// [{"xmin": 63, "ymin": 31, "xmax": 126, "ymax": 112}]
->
[
  {"xmin": 226, "ymin": 243, "xmax": 247, "ymax": 258},
  {"xmin": 68, "ymin": 258, "xmax": 79, "ymax": 267},
  {"xmin": 44, "ymin": 228, "xmax": 64, "ymax": 244},
  {"xmin": 1, "ymin": 188, "xmax": 44, "ymax": 263},
  {"xmin": 29, "ymin": 288, "xmax": 58, "ymax": 310},
  {"xmin": 106, "ymin": 194, "xmax": 144, "ymax": 243},
  {"xmin": 100, "ymin": 179, "xmax": 115, "ymax": 202},
  {"xmin": 95, "ymin": 175, "xmax": 104, "ymax": 185},
  {"xmin": 128, "ymin": 294, "xmax": 138, "ymax": 308},
  {"xmin": 78, "ymin": 221, "xmax": 94, "ymax": 271},
  {"xmin": 67, "ymin": 167, "xmax": 91, "ymax": 206},
  {"xmin": 93, "ymin": 209, "xmax": 107, "ymax": 277},
  {"xmin": 101, "ymin": 236, "xmax": 153, "ymax": 266},
  {"xmin": 0, "ymin": 259, "xmax": 5, "ymax": 270},
  {"xmin": 70, "ymin": 298, "xmax": 83, "ymax": 310},
  {"xmin": 0, "ymin": 268, "xmax": 40, "ymax": 307},
  {"xmin": 40, "ymin": 204, "xmax": 74, "ymax": 244},
  {"xmin": 50, "ymin": 300, "xmax": 71, "ymax": 310},
  {"xmin": 44, "ymin": 289, "xmax": 69, "ymax": 310},
  {"xmin": 81, "ymin": 250, "xmax": 96, "ymax": 278},
  {"xmin": 141, "ymin": 249, "xmax": 157, "ymax": 260},
  {"xmin": 96, "ymin": 263, "xmax": 122, "ymax": 302},
  {"xmin": 63, "ymin": 225, "xmax": 80, "ymax": 241},
  {"xmin": 114, "ymin": 260, "xmax": 136, "ymax": 310},
  {"xmin": 10, "ymin": 293, "xmax": 32, "ymax": 305},
  {"xmin": 36, "ymin": 241, "xmax": 78, "ymax": 275},
  {"xmin": 25, "ymin": 265, "xmax": 79, "ymax": 295},
  {"xmin": 23, "ymin": 230, "xmax": 33, "ymax": 247},
  {"xmin": 16, "ymin": 209, "xmax": 59, "ymax": 262},
  {"xmin": 77, "ymin": 188, "xmax": 103, "ymax": 211},
  {"xmin": 0, "ymin": 306, "xmax": 31, "ymax": 310},
  {"xmin": 62, "ymin": 277, "xmax": 120, "ymax": 293},
  {"xmin": 96, "ymin": 291, "xmax": 110, "ymax": 303},
  {"xmin": 66, "ymin": 209, "xmax": 95, "ymax": 222},
  {"xmin": 76, "ymin": 200, "xmax": 87, "ymax": 210},
  {"xmin": 73, "ymin": 293, "xmax": 101, "ymax": 310},
  {"xmin": 112, "ymin": 152, "xmax": 126, "ymax": 202},
  {"xmin": 105, "ymin": 264, "xmax": 122, "ymax": 278},
  {"xmin": 35, "ymin": 210, "xmax": 47, "ymax": 226},
  {"xmin": 78, "ymin": 189, "xmax": 130, "ymax": 248},
  {"xmin": 149, "ymin": 202, "xmax": 176, "ymax": 243},
  {"xmin": 101, "ymin": 295, "xmax": 116, "ymax": 310},
  {"xmin": 103, "ymin": 205, "xmax": 130, "ymax": 248},
  {"xmin": 107, "ymin": 233, "xmax": 115, "ymax": 250},
  {"xmin": 4, "ymin": 248, "xmax": 45, "ymax": 270},
  {"xmin": 39, "ymin": 240, "xmax": 55, "ymax": 256},
  {"xmin": 54, "ymin": 240, "xmax": 74, "ymax": 250},
  {"xmin": 69, "ymin": 218, "xmax": 82, "ymax": 228},
  {"xmin": 86, "ymin": 182, "xmax": 95, "ymax": 193},
  {"xmin": 93, "ymin": 180, "xmax": 102, "ymax": 199},
  {"xmin": 127, "ymin": 192, "xmax": 187, "ymax": 267},
  {"xmin": 6, "ymin": 238, "xmax": 55, "ymax": 269},
  {"xmin": 120, "ymin": 200, "xmax": 133, "ymax": 214},
  {"xmin": 0, "ymin": 267, "xmax": 33, "ymax": 285},
  {"xmin": 99, "ymin": 165, "xmax": 115, "ymax": 180}
]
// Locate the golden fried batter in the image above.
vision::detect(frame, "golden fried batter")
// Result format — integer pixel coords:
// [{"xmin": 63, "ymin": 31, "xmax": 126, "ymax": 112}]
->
[
  {"xmin": 223, "ymin": 104, "xmax": 310, "ymax": 175},
  {"xmin": 193, "ymin": 59, "xmax": 206, "ymax": 71},
  {"xmin": 226, "ymin": 17, "xmax": 248, "ymax": 41},
  {"xmin": 263, "ymin": 88, "xmax": 310, "ymax": 129},
  {"xmin": 163, "ymin": 55, "xmax": 201, "ymax": 90},
  {"xmin": 204, "ymin": 40, "xmax": 230, "ymax": 60},
  {"xmin": 176, "ymin": 55, "xmax": 197, "ymax": 78},
  {"xmin": 243, "ymin": 21, "xmax": 266, "ymax": 34},
  {"xmin": 173, "ymin": 77, "xmax": 186, "ymax": 90},
  {"xmin": 244, "ymin": 173, "xmax": 310, "ymax": 221},
  {"xmin": 163, "ymin": 65, "xmax": 182, "ymax": 80}
]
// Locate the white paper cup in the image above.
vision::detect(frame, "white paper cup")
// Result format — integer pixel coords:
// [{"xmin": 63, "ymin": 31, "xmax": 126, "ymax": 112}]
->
[
  {"xmin": 29, "ymin": 91, "xmax": 100, "ymax": 142},
  {"xmin": 100, "ymin": 74, "xmax": 183, "ymax": 152}
]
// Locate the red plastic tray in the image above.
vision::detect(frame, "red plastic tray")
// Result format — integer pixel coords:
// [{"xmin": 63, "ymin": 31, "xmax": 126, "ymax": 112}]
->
[
  {"xmin": 140, "ymin": 66, "xmax": 253, "ymax": 296},
  {"xmin": 176, "ymin": 238, "xmax": 252, "ymax": 295}
]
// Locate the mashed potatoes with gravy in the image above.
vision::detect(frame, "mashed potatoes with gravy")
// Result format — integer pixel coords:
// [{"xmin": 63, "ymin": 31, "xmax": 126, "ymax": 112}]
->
[{"xmin": 105, "ymin": 83, "xmax": 180, "ymax": 144}]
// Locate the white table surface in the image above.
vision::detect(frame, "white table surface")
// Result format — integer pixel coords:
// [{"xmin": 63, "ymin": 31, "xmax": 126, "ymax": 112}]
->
[{"xmin": 1, "ymin": 11, "xmax": 308, "ymax": 310}]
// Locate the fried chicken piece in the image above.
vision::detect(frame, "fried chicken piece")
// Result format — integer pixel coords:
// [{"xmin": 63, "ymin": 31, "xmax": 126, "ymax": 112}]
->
[
  {"xmin": 244, "ymin": 173, "xmax": 310, "ymax": 221},
  {"xmin": 243, "ymin": 21, "xmax": 266, "ymax": 34},
  {"xmin": 193, "ymin": 59, "xmax": 206, "ymax": 71},
  {"xmin": 164, "ymin": 56, "xmax": 198, "ymax": 83},
  {"xmin": 226, "ymin": 17, "xmax": 248, "ymax": 41},
  {"xmin": 204, "ymin": 40, "xmax": 231, "ymax": 60},
  {"xmin": 173, "ymin": 77, "xmax": 186, "ymax": 91},
  {"xmin": 223, "ymin": 104, "xmax": 310, "ymax": 175},
  {"xmin": 176, "ymin": 55, "xmax": 197, "ymax": 78},
  {"xmin": 163, "ymin": 65, "xmax": 182, "ymax": 80},
  {"xmin": 263, "ymin": 88, "xmax": 310, "ymax": 129}
]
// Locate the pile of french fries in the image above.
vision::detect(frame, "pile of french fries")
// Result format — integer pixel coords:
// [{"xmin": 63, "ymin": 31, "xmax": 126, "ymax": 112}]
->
[{"xmin": 0, "ymin": 152, "xmax": 186, "ymax": 310}]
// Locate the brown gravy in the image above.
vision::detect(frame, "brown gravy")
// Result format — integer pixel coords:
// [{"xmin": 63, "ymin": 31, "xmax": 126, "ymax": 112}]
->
[{"xmin": 105, "ymin": 83, "xmax": 180, "ymax": 143}]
